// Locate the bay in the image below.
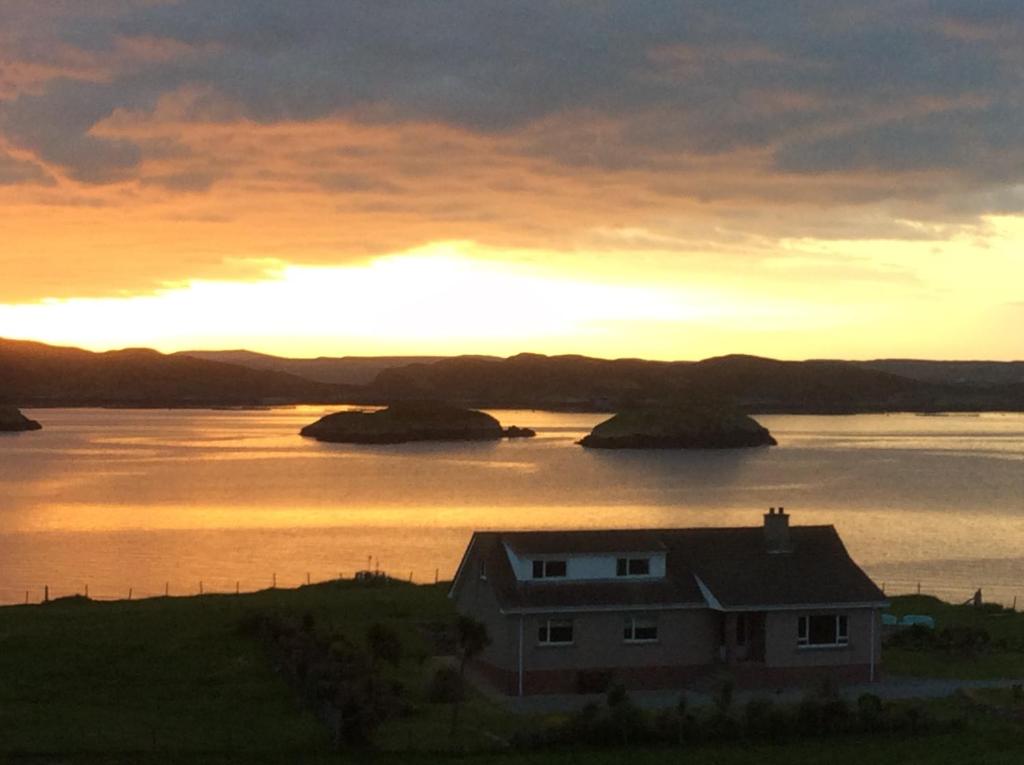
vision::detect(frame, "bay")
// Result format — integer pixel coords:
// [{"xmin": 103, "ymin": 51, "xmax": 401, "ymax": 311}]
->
[{"xmin": 1, "ymin": 407, "xmax": 1023, "ymax": 605}]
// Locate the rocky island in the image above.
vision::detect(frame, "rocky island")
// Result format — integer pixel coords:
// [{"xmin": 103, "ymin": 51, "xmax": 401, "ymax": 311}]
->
[
  {"xmin": 0, "ymin": 406, "xmax": 42, "ymax": 432},
  {"xmin": 578, "ymin": 404, "xmax": 776, "ymax": 449},
  {"xmin": 299, "ymin": 402, "xmax": 535, "ymax": 444}
]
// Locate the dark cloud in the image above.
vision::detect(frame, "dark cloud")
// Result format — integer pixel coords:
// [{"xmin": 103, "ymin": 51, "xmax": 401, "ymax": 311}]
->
[
  {"xmin": 1, "ymin": 1, "xmax": 1023, "ymax": 217},
  {"xmin": 0, "ymin": 150, "xmax": 52, "ymax": 185}
]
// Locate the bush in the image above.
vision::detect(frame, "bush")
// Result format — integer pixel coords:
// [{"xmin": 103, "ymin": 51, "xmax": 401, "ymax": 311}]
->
[
  {"xmin": 743, "ymin": 696, "xmax": 775, "ymax": 738},
  {"xmin": 426, "ymin": 665, "xmax": 463, "ymax": 704},
  {"xmin": 857, "ymin": 693, "xmax": 884, "ymax": 730},
  {"xmin": 884, "ymin": 623, "xmax": 936, "ymax": 650}
]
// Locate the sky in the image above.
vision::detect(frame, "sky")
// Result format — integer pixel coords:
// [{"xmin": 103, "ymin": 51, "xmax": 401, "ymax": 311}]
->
[{"xmin": 1, "ymin": 1, "xmax": 1022, "ymax": 360}]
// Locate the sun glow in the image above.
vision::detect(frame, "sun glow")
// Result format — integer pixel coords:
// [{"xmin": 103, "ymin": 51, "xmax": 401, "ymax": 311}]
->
[{"xmin": 0, "ymin": 245, "xmax": 734, "ymax": 357}]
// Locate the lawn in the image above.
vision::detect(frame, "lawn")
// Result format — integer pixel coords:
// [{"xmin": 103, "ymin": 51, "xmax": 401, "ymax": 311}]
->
[
  {"xmin": 2, "ymin": 587, "xmax": 1024, "ymax": 762},
  {"xmin": 0, "ymin": 579, "xmax": 455, "ymax": 758},
  {"xmin": 884, "ymin": 595, "xmax": 1024, "ymax": 679}
]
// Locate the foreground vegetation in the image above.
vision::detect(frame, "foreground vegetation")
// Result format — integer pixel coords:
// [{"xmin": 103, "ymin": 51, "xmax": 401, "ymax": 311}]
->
[
  {"xmin": 1, "ymin": 583, "xmax": 1023, "ymax": 763},
  {"xmin": 885, "ymin": 594, "xmax": 1024, "ymax": 679}
]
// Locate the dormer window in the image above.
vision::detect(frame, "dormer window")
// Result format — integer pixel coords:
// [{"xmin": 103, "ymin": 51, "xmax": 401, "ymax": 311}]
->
[
  {"xmin": 616, "ymin": 557, "xmax": 651, "ymax": 577},
  {"xmin": 532, "ymin": 559, "xmax": 567, "ymax": 579}
]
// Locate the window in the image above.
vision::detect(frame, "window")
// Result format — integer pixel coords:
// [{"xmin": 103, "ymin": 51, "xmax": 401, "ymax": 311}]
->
[
  {"xmin": 616, "ymin": 557, "xmax": 651, "ymax": 577},
  {"xmin": 797, "ymin": 615, "xmax": 849, "ymax": 647},
  {"xmin": 623, "ymin": 616, "xmax": 658, "ymax": 642},
  {"xmin": 736, "ymin": 613, "xmax": 749, "ymax": 647},
  {"xmin": 532, "ymin": 559, "xmax": 567, "ymax": 579},
  {"xmin": 538, "ymin": 619, "xmax": 574, "ymax": 645}
]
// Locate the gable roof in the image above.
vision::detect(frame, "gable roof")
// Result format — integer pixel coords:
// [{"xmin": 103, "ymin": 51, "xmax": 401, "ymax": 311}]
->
[{"xmin": 452, "ymin": 525, "xmax": 886, "ymax": 613}]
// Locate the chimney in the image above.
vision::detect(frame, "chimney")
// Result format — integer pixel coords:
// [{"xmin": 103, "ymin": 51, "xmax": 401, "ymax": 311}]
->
[{"xmin": 764, "ymin": 507, "xmax": 791, "ymax": 553}]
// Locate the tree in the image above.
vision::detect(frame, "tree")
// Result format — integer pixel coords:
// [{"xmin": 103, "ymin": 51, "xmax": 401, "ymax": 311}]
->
[
  {"xmin": 366, "ymin": 622, "xmax": 403, "ymax": 669},
  {"xmin": 449, "ymin": 615, "xmax": 490, "ymax": 738}
]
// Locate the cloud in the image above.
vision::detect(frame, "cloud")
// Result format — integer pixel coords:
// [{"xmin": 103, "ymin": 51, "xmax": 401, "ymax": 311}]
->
[
  {"xmin": 0, "ymin": 149, "xmax": 51, "ymax": 185},
  {"xmin": 1, "ymin": 1, "xmax": 1024, "ymax": 302}
]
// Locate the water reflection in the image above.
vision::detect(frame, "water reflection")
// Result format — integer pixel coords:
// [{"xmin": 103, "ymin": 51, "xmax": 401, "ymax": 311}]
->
[{"xmin": 0, "ymin": 408, "xmax": 1022, "ymax": 604}]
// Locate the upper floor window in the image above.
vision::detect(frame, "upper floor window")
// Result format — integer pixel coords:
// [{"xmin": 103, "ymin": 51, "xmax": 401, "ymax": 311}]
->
[
  {"xmin": 623, "ymin": 615, "xmax": 658, "ymax": 643},
  {"xmin": 797, "ymin": 614, "xmax": 848, "ymax": 647},
  {"xmin": 538, "ymin": 618, "xmax": 574, "ymax": 645},
  {"xmin": 532, "ymin": 559, "xmax": 567, "ymax": 579},
  {"xmin": 616, "ymin": 557, "xmax": 651, "ymax": 576}
]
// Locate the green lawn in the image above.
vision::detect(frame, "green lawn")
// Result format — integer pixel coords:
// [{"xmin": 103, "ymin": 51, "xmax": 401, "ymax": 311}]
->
[
  {"xmin": 2, "ymin": 587, "xmax": 1024, "ymax": 762},
  {"xmin": 884, "ymin": 595, "xmax": 1024, "ymax": 679},
  {"xmin": 0, "ymin": 580, "xmax": 454, "ymax": 758}
]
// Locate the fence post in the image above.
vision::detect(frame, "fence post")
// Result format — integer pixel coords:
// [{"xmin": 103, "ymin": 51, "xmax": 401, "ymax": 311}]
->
[
  {"xmin": 85, "ymin": 584, "xmax": 89, "ymax": 599},
  {"xmin": 165, "ymin": 581, "xmax": 169, "ymax": 597},
  {"xmin": 199, "ymin": 581, "xmax": 203, "ymax": 595},
  {"xmin": 44, "ymin": 585, "xmax": 49, "ymax": 603},
  {"xmin": 306, "ymin": 572, "xmax": 311, "ymax": 585},
  {"xmin": 434, "ymin": 568, "xmax": 439, "ymax": 585},
  {"xmin": 236, "ymin": 581, "xmax": 240, "ymax": 595},
  {"xmin": 916, "ymin": 582, "xmax": 921, "ymax": 595},
  {"xmin": 128, "ymin": 587, "xmax": 133, "ymax": 600}
]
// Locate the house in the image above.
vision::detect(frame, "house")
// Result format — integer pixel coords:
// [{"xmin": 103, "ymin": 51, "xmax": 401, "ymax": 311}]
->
[{"xmin": 448, "ymin": 509, "xmax": 887, "ymax": 695}]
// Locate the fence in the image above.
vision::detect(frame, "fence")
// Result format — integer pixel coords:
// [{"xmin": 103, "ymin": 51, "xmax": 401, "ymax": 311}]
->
[
  {"xmin": 876, "ymin": 578, "xmax": 1024, "ymax": 609},
  {"xmin": 0, "ymin": 566, "xmax": 454, "ymax": 606},
  {"xmin": 6, "ymin": 573, "xmax": 1024, "ymax": 609}
]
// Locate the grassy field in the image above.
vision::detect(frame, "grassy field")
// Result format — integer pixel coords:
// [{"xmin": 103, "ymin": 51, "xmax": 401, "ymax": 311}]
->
[
  {"xmin": 0, "ymin": 580, "xmax": 455, "ymax": 758},
  {"xmin": 884, "ymin": 594, "xmax": 1024, "ymax": 679},
  {"xmin": 1, "ymin": 585, "xmax": 1023, "ymax": 762}
]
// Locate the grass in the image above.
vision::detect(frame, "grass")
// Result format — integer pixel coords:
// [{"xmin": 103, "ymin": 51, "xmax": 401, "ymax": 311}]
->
[
  {"xmin": 884, "ymin": 595, "xmax": 1024, "ymax": 679},
  {"xmin": 0, "ymin": 579, "xmax": 455, "ymax": 758},
  {"xmin": 2, "ymin": 587, "xmax": 1024, "ymax": 762}
]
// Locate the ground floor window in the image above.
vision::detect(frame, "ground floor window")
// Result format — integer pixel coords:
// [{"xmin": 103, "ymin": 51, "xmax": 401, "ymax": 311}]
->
[
  {"xmin": 797, "ymin": 614, "xmax": 849, "ymax": 647},
  {"xmin": 623, "ymin": 616, "xmax": 658, "ymax": 642},
  {"xmin": 538, "ymin": 618, "xmax": 574, "ymax": 645}
]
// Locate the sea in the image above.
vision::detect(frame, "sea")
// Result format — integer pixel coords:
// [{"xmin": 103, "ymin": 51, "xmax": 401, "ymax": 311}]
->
[{"xmin": 1, "ymin": 407, "xmax": 1023, "ymax": 605}]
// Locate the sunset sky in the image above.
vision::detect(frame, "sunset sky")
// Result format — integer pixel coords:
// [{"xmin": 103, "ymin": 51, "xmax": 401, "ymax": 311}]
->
[{"xmin": 1, "ymin": 2, "xmax": 1022, "ymax": 360}]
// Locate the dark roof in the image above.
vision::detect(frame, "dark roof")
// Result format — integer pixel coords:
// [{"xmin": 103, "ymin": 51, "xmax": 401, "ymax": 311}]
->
[
  {"xmin": 455, "ymin": 525, "xmax": 885, "ymax": 612},
  {"xmin": 503, "ymin": 529, "xmax": 666, "ymax": 555}
]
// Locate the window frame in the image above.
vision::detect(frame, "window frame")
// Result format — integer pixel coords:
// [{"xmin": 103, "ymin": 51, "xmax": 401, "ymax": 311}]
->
[
  {"xmin": 797, "ymin": 614, "xmax": 850, "ymax": 648},
  {"xmin": 531, "ymin": 559, "xmax": 568, "ymax": 579},
  {"xmin": 623, "ymin": 615, "xmax": 659, "ymax": 643},
  {"xmin": 537, "ymin": 618, "xmax": 574, "ymax": 646},
  {"xmin": 615, "ymin": 556, "xmax": 652, "ymax": 577}
]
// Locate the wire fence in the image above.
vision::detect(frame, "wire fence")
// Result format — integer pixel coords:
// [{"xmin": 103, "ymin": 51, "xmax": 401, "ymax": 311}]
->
[
  {"xmin": 0, "ymin": 566, "xmax": 453, "ymax": 606},
  {"xmin": 4, "ymin": 573, "xmax": 1024, "ymax": 609},
  {"xmin": 876, "ymin": 578, "xmax": 1024, "ymax": 609}
]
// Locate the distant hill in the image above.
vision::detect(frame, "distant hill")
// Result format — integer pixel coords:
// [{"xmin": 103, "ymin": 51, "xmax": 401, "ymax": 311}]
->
[
  {"xmin": 0, "ymin": 338, "xmax": 346, "ymax": 407},
  {"xmin": 178, "ymin": 350, "xmax": 473, "ymax": 385},
  {"xmin": 370, "ymin": 352, "xmax": 1024, "ymax": 413},
  {"xmin": 850, "ymin": 359, "xmax": 1024, "ymax": 388},
  {"xmin": 3, "ymin": 339, "xmax": 1023, "ymax": 412}
]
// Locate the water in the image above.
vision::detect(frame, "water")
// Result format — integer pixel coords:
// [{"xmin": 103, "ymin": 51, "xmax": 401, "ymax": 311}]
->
[{"xmin": 1, "ymin": 408, "xmax": 1023, "ymax": 605}]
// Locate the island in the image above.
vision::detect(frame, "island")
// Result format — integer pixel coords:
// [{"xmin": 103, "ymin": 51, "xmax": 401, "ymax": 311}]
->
[
  {"xmin": 578, "ymin": 404, "xmax": 776, "ymax": 449},
  {"xmin": 0, "ymin": 406, "xmax": 42, "ymax": 432},
  {"xmin": 299, "ymin": 402, "xmax": 535, "ymax": 444}
]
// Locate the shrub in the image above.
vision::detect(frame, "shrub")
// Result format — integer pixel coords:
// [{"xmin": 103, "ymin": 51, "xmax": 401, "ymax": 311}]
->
[
  {"xmin": 426, "ymin": 665, "xmax": 463, "ymax": 704},
  {"xmin": 367, "ymin": 622, "xmax": 403, "ymax": 668},
  {"xmin": 856, "ymin": 693, "xmax": 884, "ymax": 731},
  {"xmin": 743, "ymin": 696, "xmax": 775, "ymax": 737}
]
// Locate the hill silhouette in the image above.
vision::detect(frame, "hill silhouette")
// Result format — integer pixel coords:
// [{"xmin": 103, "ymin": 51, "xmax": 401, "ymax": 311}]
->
[
  {"xmin": 0, "ymin": 338, "xmax": 343, "ymax": 407},
  {"xmin": 3, "ymin": 339, "xmax": 1023, "ymax": 413}
]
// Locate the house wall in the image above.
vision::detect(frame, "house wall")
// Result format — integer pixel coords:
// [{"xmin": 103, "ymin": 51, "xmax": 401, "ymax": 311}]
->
[
  {"xmin": 764, "ymin": 608, "xmax": 881, "ymax": 670},
  {"xmin": 522, "ymin": 608, "xmax": 718, "ymax": 671},
  {"xmin": 451, "ymin": 546, "xmax": 515, "ymax": 671},
  {"xmin": 504, "ymin": 545, "xmax": 667, "ymax": 581}
]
